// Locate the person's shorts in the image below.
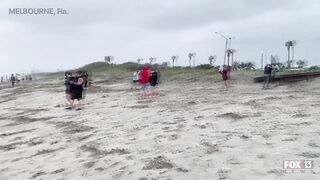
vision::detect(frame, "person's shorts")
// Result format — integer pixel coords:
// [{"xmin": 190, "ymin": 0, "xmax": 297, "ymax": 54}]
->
[
  {"xmin": 222, "ymin": 75, "xmax": 228, "ymax": 81},
  {"xmin": 140, "ymin": 83, "xmax": 149, "ymax": 90},
  {"xmin": 150, "ymin": 81, "xmax": 157, "ymax": 87},
  {"xmin": 71, "ymin": 91, "xmax": 83, "ymax": 100},
  {"xmin": 133, "ymin": 80, "xmax": 138, "ymax": 83}
]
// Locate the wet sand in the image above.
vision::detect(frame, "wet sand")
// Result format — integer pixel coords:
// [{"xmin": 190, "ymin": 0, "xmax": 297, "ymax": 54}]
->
[{"xmin": 0, "ymin": 79, "xmax": 319, "ymax": 180}]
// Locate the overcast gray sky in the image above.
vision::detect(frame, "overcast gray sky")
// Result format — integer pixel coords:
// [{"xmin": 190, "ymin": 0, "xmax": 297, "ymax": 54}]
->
[{"xmin": 1, "ymin": 0, "xmax": 320, "ymax": 76}]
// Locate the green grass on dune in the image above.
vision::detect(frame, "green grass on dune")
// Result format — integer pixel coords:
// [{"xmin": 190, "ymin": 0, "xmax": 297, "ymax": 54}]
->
[
  {"xmin": 37, "ymin": 61, "xmax": 320, "ymax": 83},
  {"xmin": 39, "ymin": 67, "xmax": 260, "ymax": 84}
]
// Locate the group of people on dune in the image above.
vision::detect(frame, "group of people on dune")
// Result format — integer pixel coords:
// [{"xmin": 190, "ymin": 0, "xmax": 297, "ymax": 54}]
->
[
  {"xmin": 64, "ymin": 71, "xmax": 88, "ymax": 110},
  {"xmin": 62, "ymin": 64, "xmax": 274, "ymax": 110}
]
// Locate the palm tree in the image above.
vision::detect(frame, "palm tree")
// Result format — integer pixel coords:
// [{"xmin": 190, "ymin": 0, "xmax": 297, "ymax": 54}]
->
[
  {"xmin": 208, "ymin": 55, "xmax": 217, "ymax": 66},
  {"xmin": 226, "ymin": 49, "xmax": 235, "ymax": 67},
  {"xmin": 149, "ymin": 57, "xmax": 153, "ymax": 64},
  {"xmin": 296, "ymin": 59, "xmax": 306, "ymax": 68},
  {"xmin": 285, "ymin": 41, "xmax": 291, "ymax": 67},
  {"xmin": 171, "ymin": 56, "xmax": 178, "ymax": 67},
  {"xmin": 208, "ymin": 56, "xmax": 214, "ymax": 65},
  {"xmin": 105, "ymin": 56, "xmax": 110, "ymax": 64},
  {"xmin": 137, "ymin": 58, "xmax": 143, "ymax": 64},
  {"xmin": 188, "ymin": 53, "xmax": 193, "ymax": 67},
  {"xmin": 105, "ymin": 56, "xmax": 113, "ymax": 66},
  {"xmin": 149, "ymin": 57, "xmax": 156, "ymax": 64},
  {"xmin": 192, "ymin": 53, "xmax": 196, "ymax": 67},
  {"xmin": 285, "ymin": 41, "xmax": 297, "ymax": 68},
  {"xmin": 188, "ymin": 53, "xmax": 196, "ymax": 67}
]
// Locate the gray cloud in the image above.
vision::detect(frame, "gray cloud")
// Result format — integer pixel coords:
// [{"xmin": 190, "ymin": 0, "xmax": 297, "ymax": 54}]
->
[{"xmin": 1, "ymin": 0, "xmax": 320, "ymax": 76}]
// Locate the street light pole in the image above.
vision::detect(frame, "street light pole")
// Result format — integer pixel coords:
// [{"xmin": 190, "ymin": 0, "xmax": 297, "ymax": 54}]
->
[
  {"xmin": 228, "ymin": 37, "xmax": 232, "ymax": 49},
  {"xmin": 215, "ymin": 32, "xmax": 229, "ymax": 65},
  {"xmin": 224, "ymin": 39, "xmax": 228, "ymax": 65}
]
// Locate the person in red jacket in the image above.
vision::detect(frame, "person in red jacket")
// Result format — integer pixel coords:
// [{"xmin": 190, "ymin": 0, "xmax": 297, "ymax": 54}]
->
[{"xmin": 139, "ymin": 65, "xmax": 150, "ymax": 97}]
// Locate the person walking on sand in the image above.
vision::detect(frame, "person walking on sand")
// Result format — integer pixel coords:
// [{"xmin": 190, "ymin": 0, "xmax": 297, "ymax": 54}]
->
[
  {"xmin": 219, "ymin": 65, "xmax": 230, "ymax": 89},
  {"xmin": 10, "ymin": 74, "xmax": 16, "ymax": 87},
  {"xmin": 64, "ymin": 71, "xmax": 73, "ymax": 108},
  {"xmin": 139, "ymin": 65, "xmax": 150, "ymax": 98},
  {"xmin": 149, "ymin": 68, "xmax": 159, "ymax": 96},
  {"xmin": 69, "ymin": 71, "xmax": 84, "ymax": 110},
  {"xmin": 263, "ymin": 64, "xmax": 272, "ymax": 89}
]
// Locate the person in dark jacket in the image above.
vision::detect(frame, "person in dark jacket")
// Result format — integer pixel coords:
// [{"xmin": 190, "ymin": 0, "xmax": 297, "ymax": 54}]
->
[
  {"xmin": 149, "ymin": 68, "xmax": 159, "ymax": 96},
  {"xmin": 263, "ymin": 64, "xmax": 272, "ymax": 89},
  {"xmin": 10, "ymin": 74, "xmax": 16, "ymax": 87},
  {"xmin": 69, "ymin": 71, "xmax": 84, "ymax": 110}
]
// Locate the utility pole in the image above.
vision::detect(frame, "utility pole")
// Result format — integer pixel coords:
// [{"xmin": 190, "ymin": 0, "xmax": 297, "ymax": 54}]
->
[
  {"xmin": 215, "ymin": 32, "xmax": 235, "ymax": 66},
  {"xmin": 231, "ymin": 51, "xmax": 234, "ymax": 68},
  {"xmin": 224, "ymin": 40, "xmax": 228, "ymax": 65}
]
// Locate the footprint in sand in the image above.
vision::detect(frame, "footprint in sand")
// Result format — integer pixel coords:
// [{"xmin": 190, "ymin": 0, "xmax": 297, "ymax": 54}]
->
[
  {"xmin": 268, "ymin": 169, "xmax": 286, "ymax": 177},
  {"xmin": 142, "ymin": 156, "xmax": 174, "ymax": 170},
  {"xmin": 83, "ymin": 161, "xmax": 95, "ymax": 169},
  {"xmin": 297, "ymin": 152, "xmax": 320, "ymax": 158},
  {"xmin": 308, "ymin": 142, "xmax": 320, "ymax": 148},
  {"xmin": 168, "ymin": 134, "xmax": 179, "ymax": 141},
  {"xmin": 256, "ymin": 154, "xmax": 266, "ymax": 159},
  {"xmin": 200, "ymin": 141, "xmax": 219, "ymax": 154},
  {"xmin": 216, "ymin": 169, "xmax": 231, "ymax": 180},
  {"xmin": 50, "ymin": 168, "xmax": 65, "ymax": 174},
  {"xmin": 30, "ymin": 171, "xmax": 47, "ymax": 179}
]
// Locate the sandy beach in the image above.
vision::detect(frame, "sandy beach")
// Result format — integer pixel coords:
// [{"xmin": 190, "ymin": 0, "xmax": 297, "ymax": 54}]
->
[{"xmin": 0, "ymin": 78, "xmax": 319, "ymax": 180}]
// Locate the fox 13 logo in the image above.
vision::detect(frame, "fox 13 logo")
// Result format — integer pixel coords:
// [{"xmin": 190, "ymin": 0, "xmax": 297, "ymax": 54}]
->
[{"xmin": 283, "ymin": 160, "xmax": 314, "ymax": 169}]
